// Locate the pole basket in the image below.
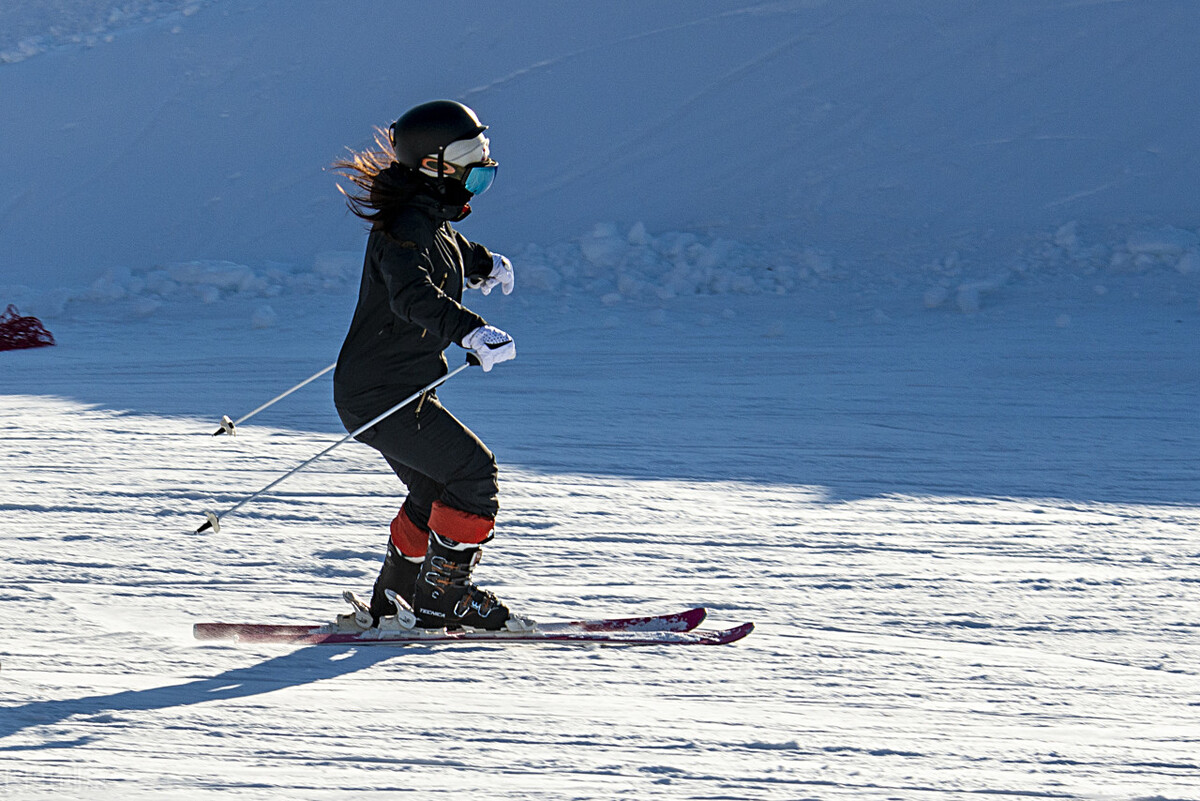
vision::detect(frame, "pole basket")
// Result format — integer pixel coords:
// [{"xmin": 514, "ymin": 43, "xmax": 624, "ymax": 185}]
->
[{"xmin": 0, "ymin": 305, "xmax": 56, "ymax": 352}]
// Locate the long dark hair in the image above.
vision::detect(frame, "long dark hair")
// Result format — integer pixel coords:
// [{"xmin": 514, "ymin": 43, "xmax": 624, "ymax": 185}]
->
[{"xmin": 331, "ymin": 127, "xmax": 420, "ymax": 227}]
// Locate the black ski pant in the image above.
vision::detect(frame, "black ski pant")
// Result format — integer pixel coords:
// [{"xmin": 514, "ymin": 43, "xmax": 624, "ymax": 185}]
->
[{"xmin": 338, "ymin": 390, "xmax": 499, "ymax": 531}]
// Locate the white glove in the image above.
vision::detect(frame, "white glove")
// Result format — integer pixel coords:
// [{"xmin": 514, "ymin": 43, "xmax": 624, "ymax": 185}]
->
[
  {"xmin": 467, "ymin": 254, "xmax": 515, "ymax": 296},
  {"xmin": 461, "ymin": 324, "xmax": 516, "ymax": 372}
]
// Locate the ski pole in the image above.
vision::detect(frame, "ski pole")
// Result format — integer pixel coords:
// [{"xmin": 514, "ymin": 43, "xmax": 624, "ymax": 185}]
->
[
  {"xmin": 213, "ymin": 361, "xmax": 338, "ymax": 436},
  {"xmin": 196, "ymin": 356, "xmax": 478, "ymax": 534}
]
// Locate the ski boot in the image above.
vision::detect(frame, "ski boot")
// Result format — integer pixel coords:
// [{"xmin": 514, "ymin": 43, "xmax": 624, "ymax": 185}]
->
[
  {"xmin": 366, "ymin": 508, "xmax": 428, "ymax": 626},
  {"xmin": 412, "ymin": 531, "xmax": 526, "ymax": 631},
  {"xmin": 411, "ymin": 502, "xmax": 533, "ymax": 631},
  {"xmin": 367, "ymin": 540, "xmax": 422, "ymax": 625}
]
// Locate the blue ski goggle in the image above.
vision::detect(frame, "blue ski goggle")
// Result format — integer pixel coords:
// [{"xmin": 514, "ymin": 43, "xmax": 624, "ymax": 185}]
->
[
  {"xmin": 461, "ymin": 161, "xmax": 498, "ymax": 195},
  {"xmin": 422, "ymin": 156, "xmax": 498, "ymax": 196}
]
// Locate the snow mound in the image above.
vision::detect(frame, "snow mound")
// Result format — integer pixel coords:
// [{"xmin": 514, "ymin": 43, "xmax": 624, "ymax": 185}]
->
[
  {"xmin": 515, "ymin": 223, "xmax": 807, "ymax": 301},
  {"xmin": 919, "ymin": 222, "xmax": 1200, "ymax": 314},
  {"xmin": 2, "ymin": 226, "xmax": 817, "ymax": 321},
  {"xmin": 4, "ymin": 221, "xmax": 1199, "ymax": 323}
]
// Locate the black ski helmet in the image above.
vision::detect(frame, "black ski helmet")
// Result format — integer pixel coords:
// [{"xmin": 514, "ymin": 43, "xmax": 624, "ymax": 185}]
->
[{"xmin": 390, "ymin": 100, "xmax": 488, "ymax": 172}]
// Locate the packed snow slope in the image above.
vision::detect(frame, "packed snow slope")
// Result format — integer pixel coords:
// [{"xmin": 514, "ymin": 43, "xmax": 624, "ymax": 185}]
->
[
  {"xmin": 2, "ymin": 287, "xmax": 1199, "ymax": 800},
  {"xmin": 3, "ymin": 291, "xmax": 1200, "ymax": 800},
  {"xmin": 4, "ymin": 0, "xmax": 1200, "ymax": 295}
]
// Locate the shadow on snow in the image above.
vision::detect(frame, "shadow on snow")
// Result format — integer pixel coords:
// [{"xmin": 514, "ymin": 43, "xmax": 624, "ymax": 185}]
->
[{"xmin": 0, "ymin": 645, "xmax": 401, "ymax": 748}]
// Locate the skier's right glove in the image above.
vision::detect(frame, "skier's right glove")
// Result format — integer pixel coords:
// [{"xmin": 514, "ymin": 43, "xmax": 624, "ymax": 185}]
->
[{"xmin": 461, "ymin": 325, "xmax": 516, "ymax": 372}]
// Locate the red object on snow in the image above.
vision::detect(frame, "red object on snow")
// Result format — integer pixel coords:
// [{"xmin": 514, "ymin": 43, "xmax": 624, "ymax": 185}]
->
[{"xmin": 0, "ymin": 305, "xmax": 56, "ymax": 351}]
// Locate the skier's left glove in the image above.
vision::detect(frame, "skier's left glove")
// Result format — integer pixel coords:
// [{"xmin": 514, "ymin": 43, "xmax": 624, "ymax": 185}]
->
[
  {"xmin": 466, "ymin": 254, "xmax": 515, "ymax": 296},
  {"xmin": 462, "ymin": 325, "xmax": 516, "ymax": 372}
]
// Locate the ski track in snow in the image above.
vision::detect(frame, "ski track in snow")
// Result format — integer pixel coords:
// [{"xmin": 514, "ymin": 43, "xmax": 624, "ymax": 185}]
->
[{"xmin": 2, "ymin": 288, "xmax": 1199, "ymax": 800}]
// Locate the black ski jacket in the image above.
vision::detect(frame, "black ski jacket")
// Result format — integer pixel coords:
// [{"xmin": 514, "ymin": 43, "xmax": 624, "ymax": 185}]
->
[{"xmin": 333, "ymin": 191, "xmax": 494, "ymax": 425}]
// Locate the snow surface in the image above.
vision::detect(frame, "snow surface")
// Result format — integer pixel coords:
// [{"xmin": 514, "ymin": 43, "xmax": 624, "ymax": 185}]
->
[{"xmin": 3, "ymin": 1, "xmax": 1200, "ymax": 799}]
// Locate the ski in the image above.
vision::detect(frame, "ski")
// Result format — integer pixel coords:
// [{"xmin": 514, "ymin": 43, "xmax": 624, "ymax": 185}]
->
[
  {"xmin": 195, "ymin": 620, "xmax": 753, "ymax": 647},
  {"xmin": 193, "ymin": 607, "xmax": 743, "ymax": 646}
]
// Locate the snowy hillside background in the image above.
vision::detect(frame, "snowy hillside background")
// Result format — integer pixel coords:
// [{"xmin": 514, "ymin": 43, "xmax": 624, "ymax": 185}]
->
[
  {"xmin": 4, "ymin": 0, "xmax": 1200, "ymax": 317},
  {"xmin": 2, "ymin": 1, "xmax": 1199, "ymax": 800}
]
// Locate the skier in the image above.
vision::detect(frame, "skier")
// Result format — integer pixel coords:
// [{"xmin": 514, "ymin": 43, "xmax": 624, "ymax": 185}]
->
[{"xmin": 332, "ymin": 100, "xmax": 520, "ymax": 631}]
